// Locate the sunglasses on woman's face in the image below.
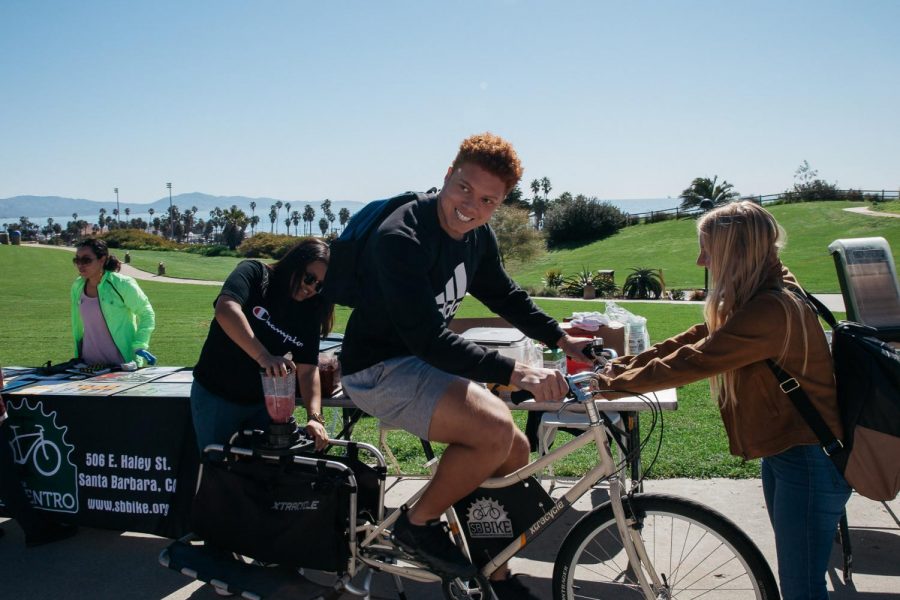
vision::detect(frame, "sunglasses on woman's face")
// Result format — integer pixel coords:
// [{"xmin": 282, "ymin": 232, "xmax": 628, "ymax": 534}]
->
[
  {"xmin": 72, "ymin": 256, "xmax": 96, "ymax": 266},
  {"xmin": 302, "ymin": 272, "xmax": 323, "ymax": 293}
]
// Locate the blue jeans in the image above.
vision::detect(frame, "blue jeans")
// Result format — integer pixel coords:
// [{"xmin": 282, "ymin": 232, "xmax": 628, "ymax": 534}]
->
[
  {"xmin": 190, "ymin": 380, "xmax": 270, "ymax": 452},
  {"xmin": 761, "ymin": 444, "xmax": 851, "ymax": 600}
]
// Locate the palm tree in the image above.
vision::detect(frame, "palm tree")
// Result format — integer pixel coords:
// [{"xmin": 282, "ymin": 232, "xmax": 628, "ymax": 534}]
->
[
  {"xmin": 679, "ymin": 176, "xmax": 739, "ymax": 209},
  {"xmin": 338, "ymin": 207, "xmax": 350, "ymax": 231},
  {"xmin": 292, "ymin": 210, "xmax": 300, "ymax": 236},
  {"xmin": 275, "ymin": 201, "xmax": 284, "ymax": 233},
  {"xmin": 221, "ymin": 205, "xmax": 249, "ymax": 250},
  {"xmin": 148, "ymin": 208, "xmax": 155, "ymax": 232},
  {"xmin": 98, "ymin": 208, "xmax": 106, "ymax": 232},
  {"xmin": 318, "ymin": 217, "xmax": 328, "ymax": 236},
  {"xmin": 303, "ymin": 205, "xmax": 315, "ymax": 235},
  {"xmin": 284, "ymin": 202, "xmax": 291, "ymax": 221},
  {"xmin": 250, "ymin": 215, "xmax": 260, "ymax": 235},
  {"xmin": 541, "ymin": 177, "xmax": 552, "ymax": 200},
  {"xmin": 269, "ymin": 207, "xmax": 277, "ymax": 233},
  {"xmin": 622, "ymin": 267, "xmax": 664, "ymax": 299},
  {"xmin": 530, "ymin": 179, "xmax": 541, "ymax": 200}
]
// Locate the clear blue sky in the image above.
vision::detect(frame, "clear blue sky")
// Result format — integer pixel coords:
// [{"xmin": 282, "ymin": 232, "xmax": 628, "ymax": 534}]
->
[{"xmin": 2, "ymin": 0, "xmax": 898, "ymax": 205}]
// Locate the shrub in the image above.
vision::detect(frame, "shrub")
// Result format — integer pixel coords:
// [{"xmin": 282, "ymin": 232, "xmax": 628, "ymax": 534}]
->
[
  {"xmin": 543, "ymin": 269, "xmax": 564, "ymax": 289},
  {"xmin": 184, "ymin": 244, "xmax": 239, "ymax": 257},
  {"xmin": 622, "ymin": 267, "xmax": 664, "ymax": 299},
  {"xmin": 100, "ymin": 229, "xmax": 181, "ymax": 251},
  {"xmin": 559, "ymin": 268, "xmax": 594, "ymax": 298},
  {"xmin": 843, "ymin": 189, "xmax": 865, "ymax": 202},
  {"xmin": 238, "ymin": 233, "xmax": 308, "ymax": 258},
  {"xmin": 670, "ymin": 289, "xmax": 686, "ymax": 301},
  {"xmin": 543, "ymin": 197, "xmax": 626, "ymax": 248},
  {"xmin": 593, "ymin": 272, "xmax": 619, "ymax": 298},
  {"xmin": 491, "ymin": 205, "xmax": 545, "ymax": 266}
]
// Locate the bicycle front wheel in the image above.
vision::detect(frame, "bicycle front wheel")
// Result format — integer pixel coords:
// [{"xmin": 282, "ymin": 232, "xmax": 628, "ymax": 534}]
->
[
  {"xmin": 553, "ymin": 493, "xmax": 778, "ymax": 599},
  {"xmin": 33, "ymin": 441, "xmax": 62, "ymax": 476}
]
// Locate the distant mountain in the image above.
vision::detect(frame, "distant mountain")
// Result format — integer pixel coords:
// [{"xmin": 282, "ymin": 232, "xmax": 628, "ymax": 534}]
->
[{"xmin": 0, "ymin": 193, "xmax": 367, "ymax": 222}]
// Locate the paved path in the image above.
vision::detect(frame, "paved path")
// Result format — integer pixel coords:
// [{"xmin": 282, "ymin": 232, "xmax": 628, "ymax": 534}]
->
[{"xmin": 2, "ymin": 477, "xmax": 898, "ymax": 599}]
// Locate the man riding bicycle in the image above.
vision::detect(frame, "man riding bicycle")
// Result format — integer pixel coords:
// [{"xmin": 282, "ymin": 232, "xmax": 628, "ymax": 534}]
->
[{"xmin": 340, "ymin": 132, "xmax": 591, "ymax": 599}]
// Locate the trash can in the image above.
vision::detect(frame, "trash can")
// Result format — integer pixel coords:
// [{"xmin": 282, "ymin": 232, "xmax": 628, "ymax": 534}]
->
[
  {"xmin": 10, "ymin": 230, "xmax": 21, "ymax": 245},
  {"xmin": 0, "ymin": 231, "xmax": 9, "ymax": 245}
]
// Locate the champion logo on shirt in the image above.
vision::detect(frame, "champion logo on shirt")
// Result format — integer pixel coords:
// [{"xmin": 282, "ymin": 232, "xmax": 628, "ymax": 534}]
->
[
  {"xmin": 435, "ymin": 263, "xmax": 468, "ymax": 320},
  {"xmin": 251, "ymin": 305, "xmax": 304, "ymax": 349}
]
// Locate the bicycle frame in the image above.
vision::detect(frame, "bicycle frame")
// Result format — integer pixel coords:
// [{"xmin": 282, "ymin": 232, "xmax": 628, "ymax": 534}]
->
[{"xmin": 352, "ymin": 371, "xmax": 666, "ymax": 598}]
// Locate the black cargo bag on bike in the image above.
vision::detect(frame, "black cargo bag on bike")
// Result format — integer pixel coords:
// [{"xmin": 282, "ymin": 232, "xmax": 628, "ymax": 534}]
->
[
  {"xmin": 191, "ymin": 446, "xmax": 381, "ymax": 571},
  {"xmin": 767, "ymin": 290, "xmax": 900, "ymax": 502},
  {"xmin": 322, "ymin": 190, "xmax": 435, "ymax": 308}
]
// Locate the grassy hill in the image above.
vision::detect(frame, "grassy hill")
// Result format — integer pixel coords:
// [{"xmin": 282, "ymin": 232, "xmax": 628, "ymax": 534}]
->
[{"xmin": 505, "ymin": 201, "xmax": 900, "ymax": 293}]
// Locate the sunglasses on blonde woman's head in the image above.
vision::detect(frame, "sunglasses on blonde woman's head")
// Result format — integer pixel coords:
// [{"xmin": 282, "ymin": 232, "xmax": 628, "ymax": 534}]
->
[
  {"xmin": 302, "ymin": 272, "xmax": 323, "ymax": 293},
  {"xmin": 72, "ymin": 256, "xmax": 97, "ymax": 266}
]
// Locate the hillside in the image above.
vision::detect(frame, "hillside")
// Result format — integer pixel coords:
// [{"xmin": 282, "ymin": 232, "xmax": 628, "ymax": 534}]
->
[{"xmin": 505, "ymin": 201, "xmax": 900, "ymax": 293}]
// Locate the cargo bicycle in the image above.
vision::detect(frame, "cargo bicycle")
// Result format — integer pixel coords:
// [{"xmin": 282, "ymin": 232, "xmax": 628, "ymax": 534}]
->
[{"xmin": 165, "ymin": 368, "xmax": 779, "ymax": 599}]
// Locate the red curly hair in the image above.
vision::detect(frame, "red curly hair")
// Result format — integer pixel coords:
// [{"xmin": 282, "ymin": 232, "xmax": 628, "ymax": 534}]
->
[{"xmin": 451, "ymin": 132, "xmax": 523, "ymax": 193}]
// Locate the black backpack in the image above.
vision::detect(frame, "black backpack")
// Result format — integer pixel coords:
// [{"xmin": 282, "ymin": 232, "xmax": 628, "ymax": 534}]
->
[
  {"xmin": 766, "ymin": 289, "xmax": 900, "ymax": 501},
  {"xmin": 322, "ymin": 190, "xmax": 436, "ymax": 307}
]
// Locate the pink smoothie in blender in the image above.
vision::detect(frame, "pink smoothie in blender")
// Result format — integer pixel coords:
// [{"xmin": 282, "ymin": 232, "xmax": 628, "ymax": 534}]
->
[{"xmin": 261, "ymin": 370, "xmax": 296, "ymax": 423}]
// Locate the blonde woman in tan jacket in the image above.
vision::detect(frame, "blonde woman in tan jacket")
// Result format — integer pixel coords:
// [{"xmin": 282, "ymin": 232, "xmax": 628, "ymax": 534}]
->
[{"xmin": 597, "ymin": 201, "xmax": 850, "ymax": 600}]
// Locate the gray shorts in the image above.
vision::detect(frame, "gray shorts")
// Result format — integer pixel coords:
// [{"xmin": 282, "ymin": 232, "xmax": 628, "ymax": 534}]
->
[{"xmin": 341, "ymin": 356, "xmax": 463, "ymax": 440}]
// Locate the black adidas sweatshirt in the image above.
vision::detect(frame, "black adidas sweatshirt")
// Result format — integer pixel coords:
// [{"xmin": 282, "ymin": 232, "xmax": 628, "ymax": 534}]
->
[{"xmin": 340, "ymin": 195, "xmax": 564, "ymax": 384}]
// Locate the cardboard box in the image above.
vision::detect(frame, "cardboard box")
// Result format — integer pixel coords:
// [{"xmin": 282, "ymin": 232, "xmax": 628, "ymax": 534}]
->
[{"xmin": 561, "ymin": 321, "xmax": 626, "ymax": 357}]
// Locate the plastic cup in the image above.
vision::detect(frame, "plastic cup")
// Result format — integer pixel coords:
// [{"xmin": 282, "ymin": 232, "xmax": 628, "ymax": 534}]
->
[{"xmin": 261, "ymin": 370, "xmax": 296, "ymax": 423}]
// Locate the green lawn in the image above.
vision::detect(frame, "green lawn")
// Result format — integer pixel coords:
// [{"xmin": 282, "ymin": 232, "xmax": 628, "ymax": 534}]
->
[{"xmin": 0, "ymin": 208, "xmax": 863, "ymax": 479}]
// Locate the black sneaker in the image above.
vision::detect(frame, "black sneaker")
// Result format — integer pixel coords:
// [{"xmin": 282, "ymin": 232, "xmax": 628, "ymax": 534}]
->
[
  {"xmin": 391, "ymin": 510, "xmax": 476, "ymax": 579},
  {"xmin": 491, "ymin": 574, "xmax": 541, "ymax": 600}
]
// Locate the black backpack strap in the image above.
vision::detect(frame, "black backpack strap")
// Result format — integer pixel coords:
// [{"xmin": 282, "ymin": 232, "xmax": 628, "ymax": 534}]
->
[
  {"xmin": 765, "ymin": 359, "xmax": 845, "ymax": 460},
  {"xmin": 784, "ymin": 285, "xmax": 839, "ymax": 329}
]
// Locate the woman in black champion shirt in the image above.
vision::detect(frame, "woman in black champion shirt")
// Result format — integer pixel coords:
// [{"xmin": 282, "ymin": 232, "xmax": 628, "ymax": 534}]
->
[{"xmin": 191, "ymin": 238, "xmax": 334, "ymax": 452}]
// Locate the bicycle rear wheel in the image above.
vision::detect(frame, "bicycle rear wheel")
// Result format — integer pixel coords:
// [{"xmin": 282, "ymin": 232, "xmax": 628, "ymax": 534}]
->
[{"xmin": 553, "ymin": 493, "xmax": 778, "ymax": 599}]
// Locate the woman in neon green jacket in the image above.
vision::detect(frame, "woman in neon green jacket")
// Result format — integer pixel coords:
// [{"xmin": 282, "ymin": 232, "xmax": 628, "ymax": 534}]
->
[{"xmin": 70, "ymin": 238, "xmax": 156, "ymax": 367}]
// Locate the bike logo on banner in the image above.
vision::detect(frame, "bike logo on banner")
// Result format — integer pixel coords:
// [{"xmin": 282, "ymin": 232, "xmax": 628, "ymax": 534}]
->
[
  {"xmin": 465, "ymin": 497, "xmax": 513, "ymax": 538},
  {"xmin": 5, "ymin": 399, "xmax": 79, "ymax": 514}
]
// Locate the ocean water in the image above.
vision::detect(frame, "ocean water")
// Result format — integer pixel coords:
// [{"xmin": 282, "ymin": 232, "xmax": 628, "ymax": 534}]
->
[{"xmin": 602, "ymin": 198, "xmax": 681, "ymax": 215}]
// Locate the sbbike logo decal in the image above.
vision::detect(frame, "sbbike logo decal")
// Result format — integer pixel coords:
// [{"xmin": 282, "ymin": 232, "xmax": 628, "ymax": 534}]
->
[
  {"xmin": 4, "ymin": 399, "xmax": 79, "ymax": 514},
  {"xmin": 252, "ymin": 305, "xmax": 304, "ymax": 349},
  {"xmin": 435, "ymin": 263, "xmax": 467, "ymax": 320},
  {"xmin": 465, "ymin": 497, "xmax": 513, "ymax": 538}
]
